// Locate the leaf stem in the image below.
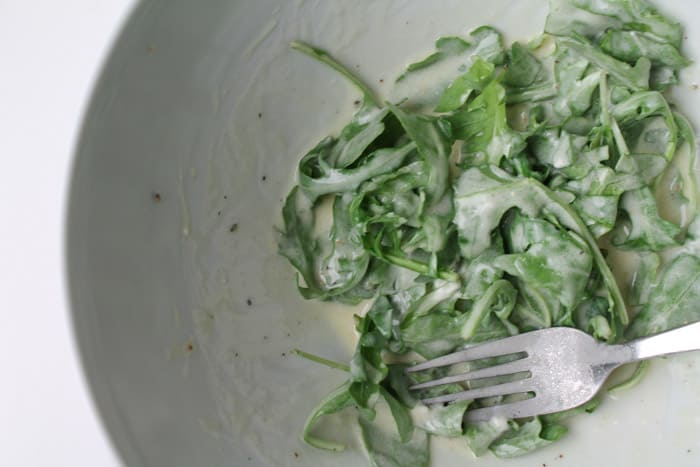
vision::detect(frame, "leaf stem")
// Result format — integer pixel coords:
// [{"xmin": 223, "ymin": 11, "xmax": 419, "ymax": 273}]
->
[
  {"xmin": 292, "ymin": 349, "xmax": 350, "ymax": 372},
  {"xmin": 381, "ymin": 251, "xmax": 461, "ymax": 282},
  {"xmin": 291, "ymin": 41, "xmax": 381, "ymax": 107}
]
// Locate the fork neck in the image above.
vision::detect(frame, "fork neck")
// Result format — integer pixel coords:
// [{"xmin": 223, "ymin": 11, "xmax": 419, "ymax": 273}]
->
[{"xmin": 627, "ymin": 321, "xmax": 700, "ymax": 361}]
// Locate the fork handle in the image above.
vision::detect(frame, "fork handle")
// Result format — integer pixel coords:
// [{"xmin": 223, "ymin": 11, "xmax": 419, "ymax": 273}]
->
[{"xmin": 629, "ymin": 321, "xmax": 700, "ymax": 361}]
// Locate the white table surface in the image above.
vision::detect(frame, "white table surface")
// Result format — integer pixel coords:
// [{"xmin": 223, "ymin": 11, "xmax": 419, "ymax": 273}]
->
[{"xmin": 0, "ymin": 1, "xmax": 134, "ymax": 465}]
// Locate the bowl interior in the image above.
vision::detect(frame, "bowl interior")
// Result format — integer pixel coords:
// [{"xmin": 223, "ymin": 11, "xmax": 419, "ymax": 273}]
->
[{"xmin": 68, "ymin": 0, "xmax": 700, "ymax": 465}]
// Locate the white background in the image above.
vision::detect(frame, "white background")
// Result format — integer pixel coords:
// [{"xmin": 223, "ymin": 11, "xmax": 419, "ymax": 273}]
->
[{"xmin": 0, "ymin": 1, "xmax": 133, "ymax": 465}]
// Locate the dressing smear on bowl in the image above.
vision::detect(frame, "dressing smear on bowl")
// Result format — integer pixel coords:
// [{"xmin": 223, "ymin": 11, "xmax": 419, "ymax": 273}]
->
[{"xmin": 277, "ymin": 0, "xmax": 700, "ymax": 465}]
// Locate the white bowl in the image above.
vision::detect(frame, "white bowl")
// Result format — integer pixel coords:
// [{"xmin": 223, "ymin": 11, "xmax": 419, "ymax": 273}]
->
[{"xmin": 67, "ymin": 0, "xmax": 700, "ymax": 465}]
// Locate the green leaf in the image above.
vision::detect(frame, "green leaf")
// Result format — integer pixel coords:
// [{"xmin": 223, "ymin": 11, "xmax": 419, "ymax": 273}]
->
[
  {"xmin": 541, "ymin": 397, "xmax": 600, "ymax": 423},
  {"xmin": 629, "ymin": 251, "xmax": 660, "ymax": 308},
  {"xmin": 292, "ymin": 349, "xmax": 350, "ymax": 372},
  {"xmin": 461, "ymin": 279, "xmax": 518, "ymax": 340},
  {"xmin": 610, "ymin": 91, "xmax": 677, "ymax": 161},
  {"xmin": 388, "ymin": 104, "xmax": 454, "ymax": 252},
  {"xmin": 319, "ymin": 194, "xmax": 372, "ymax": 295},
  {"xmin": 397, "ymin": 36, "xmax": 472, "ymax": 81},
  {"xmin": 613, "ymin": 187, "xmax": 680, "ymax": 251},
  {"xmin": 453, "ymin": 166, "xmax": 628, "ymax": 325},
  {"xmin": 279, "ymin": 187, "xmax": 325, "ymax": 298},
  {"xmin": 378, "ymin": 387, "xmax": 414, "ymax": 443},
  {"xmin": 302, "ymin": 381, "xmax": 355, "ymax": 451},
  {"xmin": 435, "ymin": 58, "xmax": 494, "ymax": 112},
  {"xmin": 397, "ymin": 26, "xmax": 504, "ymax": 82},
  {"xmin": 557, "ymin": 36, "xmax": 650, "ymax": 91},
  {"xmin": 489, "ymin": 418, "xmax": 559, "ymax": 458},
  {"xmin": 627, "ymin": 254, "xmax": 700, "ymax": 338},
  {"xmin": 503, "ymin": 42, "xmax": 546, "ymax": 88},
  {"xmin": 607, "ymin": 361, "xmax": 650, "ymax": 393},
  {"xmin": 359, "ymin": 415, "xmax": 430, "ymax": 467},
  {"xmin": 574, "ymin": 297, "xmax": 614, "ymax": 341},
  {"xmin": 497, "ymin": 212, "xmax": 593, "ymax": 313},
  {"xmin": 465, "ymin": 417, "xmax": 510, "ymax": 457},
  {"xmin": 449, "ymin": 81, "xmax": 526, "ymax": 166},
  {"xmin": 545, "ymin": 0, "xmax": 683, "ymax": 48},
  {"xmin": 291, "ymin": 41, "xmax": 381, "ymax": 106},
  {"xmin": 601, "ymin": 30, "xmax": 689, "ymax": 69},
  {"xmin": 299, "ymin": 141, "xmax": 417, "ymax": 201},
  {"xmin": 416, "ymin": 400, "xmax": 470, "ymax": 437}
]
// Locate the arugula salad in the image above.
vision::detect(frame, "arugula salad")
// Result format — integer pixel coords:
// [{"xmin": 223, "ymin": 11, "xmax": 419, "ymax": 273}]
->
[{"xmin": 279, "ymin": 0, "xmax": 700, "ymax": 464}]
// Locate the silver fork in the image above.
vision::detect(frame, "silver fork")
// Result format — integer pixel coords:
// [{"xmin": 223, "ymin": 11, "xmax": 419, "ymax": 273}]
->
[{"xmin": 407, "ymin": 321, "xmax": 700, "ymax": 422}]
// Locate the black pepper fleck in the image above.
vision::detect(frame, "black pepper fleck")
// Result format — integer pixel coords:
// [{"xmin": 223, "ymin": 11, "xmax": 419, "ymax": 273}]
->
[
  {"xmin": 263, "ymin": 335, "xmax": 269, "ymax": 340},
  {"xmin": 294, "ymin": 452, "xmax": 299, "ymax": 458},
  {"xmin": 235, "ymin": 352, "xmax": 239, "ymax": 357},
  {"xmin": 262, "ymin": 175, "xmax": 267, "ymax": 181},
  {"xmin": 258, "ymin": 113, "xmax": 262, "ymax": 118},
  {"xmin": 246, "ymin": 298, "xmax": 252, "ymax": 306},
  {"xmin": 152, "ymin": 192, "xmax": 162, "ymax": 202},
  {"xmin": 217, "ymin": 210, "xmax": 222, "ymax": 216},
  {"xmin": 230, "ymin": 223, "xmax": 238, "ymax": 233},
  {"xmin": 354, "ymin": 99, "xmax": 361, "ymax": 106},
  {"xmin": 224, "ymin": 195, "xmax": 228, "ymax": 200}
]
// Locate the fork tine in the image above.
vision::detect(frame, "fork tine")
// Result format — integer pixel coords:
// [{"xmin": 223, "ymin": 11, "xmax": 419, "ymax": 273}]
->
[
  {"xmin": 464, "ymin": 397, "xmax": 543, "ymax": 422},
  {"xmin": 407, "ymin": 333, "xmax": 535, "ymax": 373},
  {"xmin": 409, "ymin": 358, "xmax": 530, "ymax": 390},
  {"xmin": 420, "ymin": 379, "xmax": 533, "ymax": 405}
]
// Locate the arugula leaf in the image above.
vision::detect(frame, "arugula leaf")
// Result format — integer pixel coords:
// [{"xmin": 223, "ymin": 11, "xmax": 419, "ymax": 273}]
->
[
  {"xmin": 291, "ymin": 41, "xmax": 381, "ymax": 106},
  {"xmin": 489, "ymin": 417, "xmax": 562, "ymax": 458},
  {"xmin": 302, "ymin": 381, "xmax": 354, "ymax": 451},
  {"xmin": 397, "ymin": 36, "xmax": 472, "ymax": 81},
  {"xmin": 318, "ymin": 194, "xmax": 371, "ymax": 298},
  {"xmin": 627, "ymin": 254, "xmax": 700, "ymax": 338},
  {"xmin": 279, "ymin": 187, "xmax": 326, "ymax": 298},
  {"xmin": 416, "ymin": 400, "xmax": 470, "ymax": 437},
  {"xmin": 629, "ymin": 251, "xmax": 660, "ymax": 308},
  {"xmin": 540, "ymin": 397, "xmax": 600, "ymax": 423},
  {"xmin": 610, "ymin": 91, "xmax": 677, "ymax": 161},
  {"xmin": 465, "ymin": 417, "xmax": 510, "ymax": 457},
  {"xmin": 359, "ymin": 415, "xmax": 430, "ymax": 467},
  {"xmin": 397, "ymin": 26, "xmax": 504, "ymax": 82},
  {"xmin": 601, "ymin": 30, "xmax": 690, "ymax": 69},
  {"xmin": 503, "ymin": 42, "xmax": 547, "ymax": 88},
  {"xmin": 497, "ymin": 212, "xmax": 593, "ymax": 320},
  {"xmin": 545, "ymin": 0, "xmax": 683, "ymax": 47},
  {"xmin": 379, "ymin": 387, "xmax": 414, "ymax": 443},
  {"xmin": 552, "ymin": 49, "xmax": 602, "ymax": 118},
  {"xmin": 461, "ymin": 279, "xmax": 518, "ymax": 340},
  {"xmin": 557, "ymin": 36, "xmax": 650, "ymax": 91},
  {"xmin": 449, "ymin": 81, "xmax": 526, "ymax": 166},
  {"xmin": 613, "ymin": 187, "xmax": 680, "ymax": 251},
  {"xmin": 453, "ymin": 166, "xmax": 628, "ymax": 325},
  {"xmin": 435, "ymin": 58, "xmax": 494, "ymax": 112},
  {"xmin": 299, "ymin": 141, "xmax": 417, "ymax": 202},
  {"xmin": 388, "ymin": 104, "xmax": 454, "ymax": 252}
]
